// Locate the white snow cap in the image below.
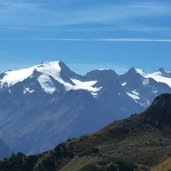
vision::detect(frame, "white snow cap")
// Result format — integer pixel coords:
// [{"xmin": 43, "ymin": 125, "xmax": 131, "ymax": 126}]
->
[
  {"xmin": 36, "ymin": 61, "xmax": 100, "ymax": 94},
  {"xmin": 0, "ymin": 66, "xmax": 36, "ymax": 86},
  {"xmin": 0, "ymin": 61, "xmax": 101, "ymax": 95},
  {"xmin": 130, "ymin": 67, "xmax": 171, "ymax": 88},
  {"xmin": 146, "ymin": 72, "xmax": 171, "ymax": 87},
  {"xmin": 0, "ymin": 61, "xmax": 60, "ymax": 86},
  {"xmin": 134, "ymin": 68, "xmax": 146, "ymax": 76}
]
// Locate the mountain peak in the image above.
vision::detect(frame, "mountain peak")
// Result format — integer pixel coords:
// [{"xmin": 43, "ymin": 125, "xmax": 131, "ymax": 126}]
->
[
  {"xmin": 86, "ymin": 69, "xmax": 118, "ymax": 77},
  {"xmin": 158, "ymin": 67, "xmax": 165, "ymax": 72},
  {"xmin": 41, "ymin": 61, "xmax": 67, "ymax": 68},
  {"xmin": 124, "ymin": 67, "xmax": 146, "ymax": 77},
  {"xmin": 41, "ymin": 60, "xmax": 60, "ymax": 65},
  {"xmin": 157, "ymin": 67, "xmax": 168, "ymax": 76},
  {"xmin": 0, "ymin": 61, "xmax": 72, "ymax": 87},
  {"xmin": 36, "ymin": 61, "xmax": 61, "ymax": 74},
  {"xmin": 156, "ymin": 67, "xmax": 171, "ymax": 78},
  {"xmin": 0, "ymin": 61, "xmax": 63, "ymax": 86},
  {"xmin": 134, "ymin": 67, "xmax": 145, "ymax": 74}
]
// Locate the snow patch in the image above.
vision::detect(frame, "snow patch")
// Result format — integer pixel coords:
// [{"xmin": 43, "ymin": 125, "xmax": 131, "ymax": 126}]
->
[
  {"xmin": 131, "ymin": 90, "xmax": 140, "ymax": 96},
  {"xmin": 142, "ymin": 78, "xmax": 149, "ymax": 86},
  {"xmin": 91, "ymin": 92, "xmax": 98, "ymax": 97},
  {"xmin": 23, "ymin": 87, "xmax": 34, "ymax": 94},
  {"xmin": 146, "ymin": 72, "xmax": 171, "ymax": 87},
  {"xmin": 121, "ymin": 82, "xmax": 127, "ymax": 86},
  {"xmin": 135, "ymin": 68, "xmax": 146, "ymax": 76},
  {"xmin": 38, "ymin": 75, "xmax": 56, "ymax": 94},
  {"xmin": 71, "ymin": 79, "xmax": 100, "ymax": 92},
  {"xmin": 0, "ymin": 66, "xmax": 36, "ymax": 86},
  {"xmin": 126, "ymin": 92, "xmax": 140, "ymax": 100},
  {"xmin": 152, "ymin": 90, "xmax": 158, "ymax": 94}
]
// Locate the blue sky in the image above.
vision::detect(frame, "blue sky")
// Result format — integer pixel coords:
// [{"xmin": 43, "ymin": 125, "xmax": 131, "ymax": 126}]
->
[{"xmin": 0, "ymin": 0, "xmax": 171, "ymax": 74}]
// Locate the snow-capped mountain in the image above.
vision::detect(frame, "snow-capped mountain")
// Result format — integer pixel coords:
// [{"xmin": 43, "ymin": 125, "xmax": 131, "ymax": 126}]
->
[
  {"xmin": 0, "ymin": 61, "xmax": 171, "ymax": 155},
  {"xmin": 120, "ymin": 67, "xmax": 171, "ymax": 107},
  {"xmin": 0, "ymin": 61, "xmax": 100, "ymax": 95}
]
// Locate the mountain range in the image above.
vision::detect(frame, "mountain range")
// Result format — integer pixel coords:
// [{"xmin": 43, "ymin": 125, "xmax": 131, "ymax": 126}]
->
[
  {"xmin": 1, "ymin": 93, "xmax": 171, "ymax": 171},
  {"xmin": 0, "ymin": 61, "xmax": 171, "ymax": 156}
]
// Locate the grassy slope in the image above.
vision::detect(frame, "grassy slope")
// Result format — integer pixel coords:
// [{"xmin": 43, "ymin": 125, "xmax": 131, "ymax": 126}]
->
[
  {"xmin": 152, "ymin": 157, "xmax": 171, "ymax": 171},
  {"xmin": 64, "ymin": 114, "xmax": 171, "ymax": 168},
  {"xmin": 60, "ymin": 156, "xmax": 101, "ymax": 171}
]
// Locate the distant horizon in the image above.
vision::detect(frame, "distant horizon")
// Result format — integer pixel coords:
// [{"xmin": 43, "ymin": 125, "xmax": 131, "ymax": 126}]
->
[{"xmin": 0, "ymin": 59, "xmax": 170, "ymax": 76}]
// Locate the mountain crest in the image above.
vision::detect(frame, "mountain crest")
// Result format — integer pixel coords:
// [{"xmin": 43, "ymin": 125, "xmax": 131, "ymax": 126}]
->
[
  {"xmin": 158, "ymin": 67, "xmax": 166, "ymax": 72},
  {"xmin": 144, "ymin": 94, "xmax": 171, "ymax": 128},
  {"xmin": 157, "ymin": 67, "xmax": 171, "ymax": 78},
  {"xmin": 85, "ymin": 69, "xmax": 118, "ymax": 80},
  {"xmin": 127, "ymin": 67, "xmax": 145, "ymax": 76}
]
